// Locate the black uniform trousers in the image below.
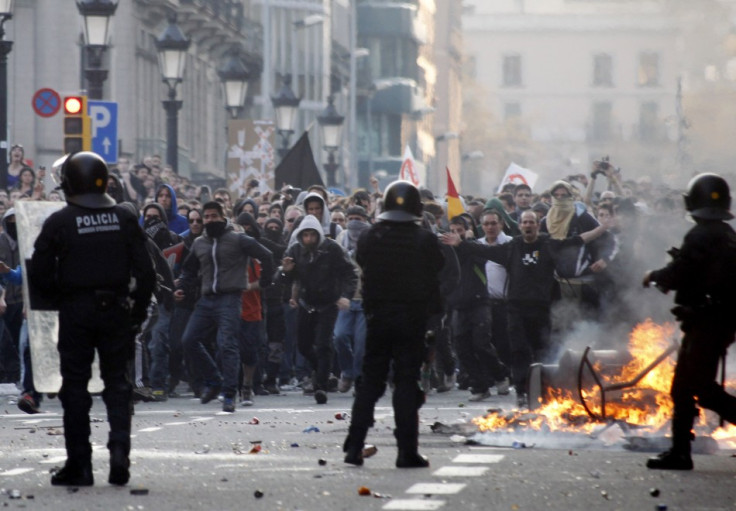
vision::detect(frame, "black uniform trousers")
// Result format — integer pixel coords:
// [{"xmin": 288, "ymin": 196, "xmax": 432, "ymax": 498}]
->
[
  {"xmin": 350, "ymin": 303, "xmax": 427, "ymax": 450},
  {"xmin": 58, "ymin": 294, "xmax": 134, "ymax": 464},
  {"xmin": 670, "ymin": 311, "xmax": 736, "ymax": 454},
  {"xmin": 452, "ymin": 303, "xmax": 508, "ymax": 394}
]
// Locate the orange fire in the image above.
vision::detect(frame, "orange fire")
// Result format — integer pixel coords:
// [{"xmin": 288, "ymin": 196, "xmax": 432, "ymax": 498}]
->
[{"xmin": 474, "ymin": 319, "xmax": 681, "ymax": 434}]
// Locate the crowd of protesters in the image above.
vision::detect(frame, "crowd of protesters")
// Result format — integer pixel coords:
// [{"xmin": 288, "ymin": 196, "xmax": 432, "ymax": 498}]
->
[{"xmin": 0, "ymin": 149, "xmax": 693, "ymax": 413}]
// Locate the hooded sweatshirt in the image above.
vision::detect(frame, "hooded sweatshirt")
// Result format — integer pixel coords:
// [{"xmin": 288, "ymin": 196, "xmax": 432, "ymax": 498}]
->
[
  {"xmin": 148, "ymin": 184, "xmax": 189, "ymax": 235},
  {"xmin": 301, "ymin": 192, "xmax": 342, "ymax": 240},
  {"xmin": 281, "ymin": 214, "xmax": 357, "ymax": 310}
]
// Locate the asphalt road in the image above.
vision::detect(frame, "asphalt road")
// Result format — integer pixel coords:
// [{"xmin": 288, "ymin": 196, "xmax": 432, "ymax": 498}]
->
[{"xmin": 0, "ymin": 384, "xmax": 735, "ymax": 511}]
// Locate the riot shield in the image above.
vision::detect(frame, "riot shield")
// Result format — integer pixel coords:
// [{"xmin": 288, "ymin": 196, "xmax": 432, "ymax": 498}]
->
[{"xmin": 16, "ymin": 201, "xmax": 103, "ymax": 393}]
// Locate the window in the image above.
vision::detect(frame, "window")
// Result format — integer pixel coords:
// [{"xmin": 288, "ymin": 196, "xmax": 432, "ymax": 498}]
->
[
  {"xmin": 638, "ymin": 52, "xmax": 660, "ymax": 87},
  {"xmin": 639, "ymin": 102, "xmax": 660, "ymax": 142},
  {"xmin": 504, "ymin": 102, "xmax": 521, "ymax": 120},
  {"xmin": 590, "ymin": 102, "xmax": 612, "ymax": 141},
  {"xmin": 503, "ymin": 54, "xmax": 522, "ymax": 87},
  {"xmin": 593, "ymin": 53, "xmax": 613, "ymax": 87}
]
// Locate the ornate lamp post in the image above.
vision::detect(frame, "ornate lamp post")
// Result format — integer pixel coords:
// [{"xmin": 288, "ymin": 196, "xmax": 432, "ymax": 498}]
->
[
  {"xmin": 0, "ymin": 0, "xmax": 14, "ymax": 190},
  {"xmin": 76, "ymin": 0, "xmax": 118, "ymax": 100},
  {"xmin": 155, "ymin": 14, "xmax": 190, "ymax": 172},
  {"xmin": 270, "ymin": 74, "xmax": 301, "ymax": 160},
  {"xmin": 317, "ymin": 96, "xmax": 345, "ymax": 187},
  {"xmin": 218, "ymin": 47, "xmax": 251, "ymax": 119}
]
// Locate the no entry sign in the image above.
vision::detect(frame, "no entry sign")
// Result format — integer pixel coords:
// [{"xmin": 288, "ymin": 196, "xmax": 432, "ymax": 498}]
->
[{"xmin": 32, "ymin": 88, "xmax": 62, "ymax": 118}]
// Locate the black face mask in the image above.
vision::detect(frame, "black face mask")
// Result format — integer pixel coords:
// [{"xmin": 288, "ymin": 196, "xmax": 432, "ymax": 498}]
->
[
  {"xmin": 143, "ymin": 216, "xmax": 163, "ymax": 229},
  {"xmin": 205, "ymin": 221, "xmax": 227, "ymax": 238},
  {"xmin": 5, "ymin": 222, "xmax": 16, "ymax": 241}
]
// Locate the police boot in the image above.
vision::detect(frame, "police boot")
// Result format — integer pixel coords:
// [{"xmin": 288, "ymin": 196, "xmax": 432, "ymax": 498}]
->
[
  {"xmin": 343, "ymin": 426, "xmax": 368, "ymax": 466},
  {"xmin": 51, "ymin": 444, "xmax": 93, "ymax": 486},
  {"xmin": 647, "ymin": 422, "xmax": 693, "ymax": 471},
  {"xmin": 108, "ymin": 442, "xmax": 131, "ymax": 485},
  {"xmin": 394, "ymin": 429, "xmax": 429, "ymax": 469}
]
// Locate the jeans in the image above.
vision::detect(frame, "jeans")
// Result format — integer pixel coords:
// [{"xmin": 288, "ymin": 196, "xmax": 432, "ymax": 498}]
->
[
  {"xmin": 182, "ymin": 293, "xmax": 242, "ymax": 398},
  {"xmin": 333, "ymin": 299, "xmax": 366, "ymax": 380},
  {"xmin": 280, "ymin": 303, "xmax": 310, "ymax": 381},
  {"xmin": 148, "ymin": 305, "xmax": 172, "ymax": 391},
  {"xmin": 297, "ymin": 304, "xmax": 338, "ymax": 391}
]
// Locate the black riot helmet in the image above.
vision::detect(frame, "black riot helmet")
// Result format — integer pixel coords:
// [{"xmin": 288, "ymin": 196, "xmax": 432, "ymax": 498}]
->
[
  {"xmin": 60, "ymin": 151, "xmax": 115, "ymax": 209},
  {"xmin": 378, "ymin": 180, "xmax": 423, "ymax": 222},
  {"xmin": 683, "ymin": 173, "xmax": 733, "ymax": 220}
]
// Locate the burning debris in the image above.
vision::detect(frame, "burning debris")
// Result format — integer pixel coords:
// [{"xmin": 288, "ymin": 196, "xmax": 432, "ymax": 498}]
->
[{"xmin": 443, "ymin": 319, "xmax": 736, "ymax": 451}]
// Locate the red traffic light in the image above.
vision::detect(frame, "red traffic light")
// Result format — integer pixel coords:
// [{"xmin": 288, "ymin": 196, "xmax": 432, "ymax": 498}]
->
[{"xmin": 64, "ymin": 96, "xmax": 83, "ymax": 115}]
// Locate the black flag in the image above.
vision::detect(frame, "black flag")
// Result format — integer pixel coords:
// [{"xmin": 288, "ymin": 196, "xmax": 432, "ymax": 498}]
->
[{"xmin": 274, "ymin": 131, "xmax": 324, "ymax": 189}]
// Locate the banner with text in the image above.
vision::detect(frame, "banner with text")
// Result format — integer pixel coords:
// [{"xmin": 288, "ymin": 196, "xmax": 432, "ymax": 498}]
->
[{"xmin": 227, "ymin": 120, "xmax": 276, "ymax": 196}]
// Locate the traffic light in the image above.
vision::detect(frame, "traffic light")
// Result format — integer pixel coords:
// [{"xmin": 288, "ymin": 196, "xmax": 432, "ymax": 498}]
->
[{"xmin": 63, "ymin": 95, "xmax": 91, "ymax": 154}]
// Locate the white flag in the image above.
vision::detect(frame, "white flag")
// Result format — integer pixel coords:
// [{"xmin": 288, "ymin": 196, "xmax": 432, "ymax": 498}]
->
[
  {"xmin": 496, "ymin": 162, "xmax": 539, "ymax": 193},
  {"xmin": 399, "ymin": 146, "xmax": 421, "ymax": 187}
]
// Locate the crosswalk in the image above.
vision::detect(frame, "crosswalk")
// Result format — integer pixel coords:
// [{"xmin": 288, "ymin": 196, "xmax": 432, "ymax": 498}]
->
[{"xmin": 382, "ymin": 451, "xmax": 505, "ymax": 510}]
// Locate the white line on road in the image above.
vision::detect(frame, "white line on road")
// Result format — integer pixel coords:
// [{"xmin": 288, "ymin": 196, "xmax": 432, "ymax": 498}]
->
[
  {"xmin": 451, "ymin": 454, "xmax": 504, "ymax": 464},
  {"xmin": 138, "ymin": 427, "xmax": 162, "ymax": 432},
  {"xmin": 405, "ymin": 483, "xmax": 466, "ymax": 495},
  {"xmin": 0, "ymin": 468, "xmax": 34, "ymax": 476},
  {"xmin": 432, "ymin": 466, "xmax": 489, "ymax": 477},
  {"xmin": 383, "ymin": 499, "xmax": 445, "ymax": 510}
]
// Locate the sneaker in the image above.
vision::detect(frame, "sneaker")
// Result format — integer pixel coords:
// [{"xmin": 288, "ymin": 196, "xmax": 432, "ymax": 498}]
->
[
  {"xmin": 132, "ymin": 386, "xmax": 153, "ymax": 402},
  {"xmin": 444, "ymin": 373, "xmax": 457, "ymax": 390},
  {"xmin": 264, "ymin": 383, "xmax": 281, "ymax": 395},
  {"xmin": 302, "ymin": 378, "xmax": 315, "ymax": 395},
  {"xmin": 253, "ymin": 385, "xmax": 270, "ymax": 396},
  {"xmin": 200, "ymin": 385, "xmax": 221, "ymax": 405},
  {"xmin": 17, "ymin": 393, "xmax": 41, "ymax": 414},
  {"xmin": 337, "ymin": 376, "xmax": 353, "ymax": 393},
  {"xmin": 468, "ymin": 390, "xmax": 491, "ymax": 402},
  {"xmin": 240, "ymin": 388, "xmax": 254, "ymax": 407},
  {"xmin": 222, "ymin": 397, "xmax": 235, "ymax": 413},
  {"xmin": 646, "ymin": 449, "xmax": 693, "ymax": 470},
  {"xmin": 314, "ymin": 390, "xmax": 328, "ymax": 404},
  {"xmin": 495, "ymin": 377, "xmax": 510, "ymax": 396},
  {"xmin": 151, "ymin": 389, "xmax": 168, "ymax": 402}
]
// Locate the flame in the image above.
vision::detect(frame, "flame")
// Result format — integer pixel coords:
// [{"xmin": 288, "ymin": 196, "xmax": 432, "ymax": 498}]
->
[{"xmin": 473, "ymin": 319, "xmax": 680, "ymax": 433}]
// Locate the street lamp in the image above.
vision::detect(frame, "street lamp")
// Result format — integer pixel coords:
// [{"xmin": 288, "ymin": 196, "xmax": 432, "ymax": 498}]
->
[
  {"xmin": 0, "ymin": 0, "xmax": 13, "ymax": 191},
  {"xmin": 76, "ymin": 0, "xmax": 117, "ymax": 100},
  {"xmin": 317, "ymin": 95, "xmax": 345, "ymax": 187},
  {"xmin": 217, "ymin": 47, "xmax": 251, "ymax": 119},
  {"xmin": 155, "ymin": 14, "xmax": 190, "ymax": 173},
  {"xmin": 271, "ymin": 74, "xmax": 301, "ymax": 159}
]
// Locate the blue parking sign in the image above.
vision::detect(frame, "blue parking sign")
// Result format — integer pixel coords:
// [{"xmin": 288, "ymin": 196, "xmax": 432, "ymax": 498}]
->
[{"xmin": 88, "ymin": 101, "xmax": 118, "ymax": 163}]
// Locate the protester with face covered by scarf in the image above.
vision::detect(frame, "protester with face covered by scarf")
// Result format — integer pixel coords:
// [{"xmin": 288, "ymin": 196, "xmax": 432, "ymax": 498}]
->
[
  {"xmin": 175, "ymin": 201, "xmax": 274, "ymax": 413},
  {"xmin": 332, "ymin": 206, "xmax": 371, "ymax": 393},
  {"xmin": 0, "ymin": 208, "xmax": 22, "ymax": 384},
  {"xmin": 140, "ymin": 203, "xmax": 181, "ymax": 402},
  {"xmin": 539, "ymin": 180, "xmax": 611, "ymax": 279}
]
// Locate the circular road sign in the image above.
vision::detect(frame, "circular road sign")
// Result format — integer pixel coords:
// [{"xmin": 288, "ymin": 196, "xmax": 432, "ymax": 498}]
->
[{"xmin": 32, "ymin": 88, "xmax": 62, "ymax": 118}]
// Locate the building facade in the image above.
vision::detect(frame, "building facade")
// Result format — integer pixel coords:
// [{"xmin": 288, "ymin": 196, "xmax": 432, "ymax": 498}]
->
[{"xmin": 462, "ymin": 0, "xmax": 681, "ymax": 192}]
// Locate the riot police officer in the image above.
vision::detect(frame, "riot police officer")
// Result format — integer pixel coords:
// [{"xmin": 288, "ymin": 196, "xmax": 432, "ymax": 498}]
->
[
  {"xmin": 643, "ymin": 173, "xmax": 736, "ymax": 470},
  {"xmin": 343, "ymin": 181, "xmax": 444, "ymax": 468},
  {"xmin": 29, "ymin": 152, "xmax": 155, "ymax": 486}
]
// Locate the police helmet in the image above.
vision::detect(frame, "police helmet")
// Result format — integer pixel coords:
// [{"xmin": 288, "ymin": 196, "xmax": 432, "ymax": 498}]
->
[
  {"xmin": 60, "ymin": 152, "xmax": 115, "ymax": 209},
  {"xmin": 683, "ymin": 173, "xmax": 733, "ymax": 220},
  {"xmin": 378, "ymin": 180, "xmax": 423, "ymax": 222}
]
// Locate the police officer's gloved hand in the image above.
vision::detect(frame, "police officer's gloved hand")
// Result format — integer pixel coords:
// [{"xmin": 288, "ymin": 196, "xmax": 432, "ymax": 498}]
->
[{"xmin": 130, "ymin": 304, "xmax": 148, "ymax": 331}]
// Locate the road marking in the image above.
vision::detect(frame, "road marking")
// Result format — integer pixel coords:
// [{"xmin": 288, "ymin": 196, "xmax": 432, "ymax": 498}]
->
[
  {"xmin": 432, "ymin": 466, "xmax": 489, "ymax": 477},
  {"xmin": 39, "ymin": 456, "xmax": 66, "ymax": 464},
  {"xmin": 452, "ymin": 454, "xmax": 504, "ymax": 464},
  {"xmin": 138, "ymin": 427, "xmax": 162, "ymax": 433},
  {"xmin": 406, "ymin": 483, "xmax": 466, "ymax": 495},
  {"xmin": 164, "ymin": 421, "xmax": 189, "ymax": 426},
  {"xmin": 0, "ymin": 468, "xmax": 34, "ymax": 476},
  {"xmin": 383, "ymin": 499, "xmax": 445, "ymax": 510}
]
